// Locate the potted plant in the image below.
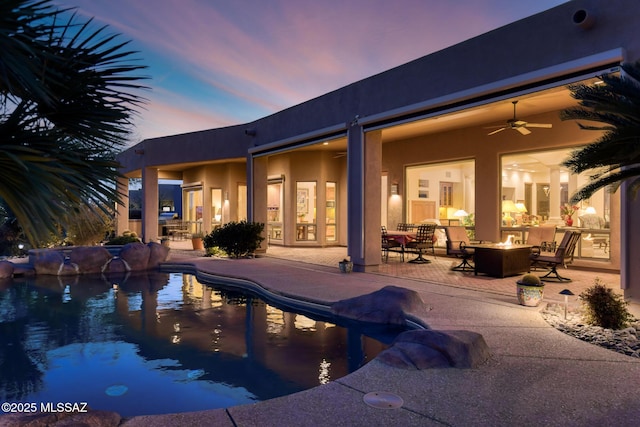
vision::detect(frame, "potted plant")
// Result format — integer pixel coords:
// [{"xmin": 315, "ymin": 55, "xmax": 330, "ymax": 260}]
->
[
  {"xmin": 516, "ymin": 273, "xmax": 544, "ymax": 306},
  {"xmin": 191, "ymin": 233, "xmax": 205, "ymax": 250},
  {"xmin": 338, "ymin": 258, "xmax": 353, "ymax": 273}
]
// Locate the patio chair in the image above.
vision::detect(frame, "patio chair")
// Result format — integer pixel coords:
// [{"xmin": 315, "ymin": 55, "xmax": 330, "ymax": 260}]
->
[
  {"xmin": 381, "ymin": 226, "xmax": 404, "ymax": 262},
  {"xmin": 526, "ymin": 225, "xmax": 556, "ymax": 252},
  {"xmin": 529, "ymin": 230, "xmax": 582, "ymax": 282},
  {"xmin": 405, "ymin": 223, "xmax": 436, "ymax": 264},
  {"xmin": 444, "ymin": 226, "xmax": 475, "ymax": 271},
  {"xmin": 397, "ymin": 223, "xmax": 416, "ymax": 232}
]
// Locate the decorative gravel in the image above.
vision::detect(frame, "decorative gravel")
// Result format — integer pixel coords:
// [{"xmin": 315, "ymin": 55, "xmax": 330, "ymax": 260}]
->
[{"xmin": 541, "ymin": 303, "xmax": 640, "ymax": 358}]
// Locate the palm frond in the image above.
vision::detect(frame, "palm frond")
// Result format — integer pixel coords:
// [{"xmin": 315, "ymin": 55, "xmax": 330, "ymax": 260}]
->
[
  {"xmin": 561, "ymin": 61, "xmax": 640, "ymax": 202},
  {"xmin": 1, "ymin": 0, "xmax": 149, "ymax": 245}
]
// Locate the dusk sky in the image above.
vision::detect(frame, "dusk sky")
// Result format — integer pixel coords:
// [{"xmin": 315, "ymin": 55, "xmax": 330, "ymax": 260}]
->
[{"xmin": 55, "ymin": 0, "xmax": 569, "ymax": 144}]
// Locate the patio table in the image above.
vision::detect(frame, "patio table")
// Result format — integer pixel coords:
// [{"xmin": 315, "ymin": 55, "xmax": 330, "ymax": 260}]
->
[{"xmin": 386, "ymin": 230, "xmax": 416, "ymax": 246}]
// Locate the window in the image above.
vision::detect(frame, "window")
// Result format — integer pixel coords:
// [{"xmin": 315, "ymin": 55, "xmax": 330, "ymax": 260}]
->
[
  {"xmin": 406, "ymin": 160, "xmax": 475, "ymax": 226},
  {"xmin": 326, "ymin": 182, "xmax": 336, "ymax": 242},
  {"xmin": 501, "ymin": 149, "xmax": 610, "ymax": 260},
  {"xmin": 296, "ymin": 181, "xmax": 316, "ymax": 241},
  {"xmin": 267, "ymin": 181, "xmax": 283, "ymax": 240}
]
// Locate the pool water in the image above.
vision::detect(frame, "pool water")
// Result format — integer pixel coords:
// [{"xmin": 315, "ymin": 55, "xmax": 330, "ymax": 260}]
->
[{"xmin": 0, "ymin": 271, "xmax": 402, "ymax": 416}]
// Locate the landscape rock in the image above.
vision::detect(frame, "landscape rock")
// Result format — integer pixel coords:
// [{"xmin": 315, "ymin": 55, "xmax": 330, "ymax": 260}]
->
[
  {"xmin": 68, "ymin": 246, "xmax": 112, "ymax": 274},
  {"xmin": 542, "ymin": 303, "xmax": 640, "ymax": 358},
  {"xmin": 330, "ymin": 285, "xmax": 426, "ymax": 325},
  {"xmin": 32, "ymin": 249, "xmax": 65, "ymax": 275},
  {"xmin": 147, "ymin": 241, "xmax": 170, "ymax": 268},
  {"xmin": 103, "ymin": 257, "xmax": 129, "ymax": 274},
  {"xmin": 119, "ymin": 242, "xmax": 151, "ymax": 271},
  {"xmin": 0, "ymin": 260, "xmax": 14, "ymax": 278},
  {"xmin": 377, "ymin": 329, "xmax": 491, "ymax": 369}
]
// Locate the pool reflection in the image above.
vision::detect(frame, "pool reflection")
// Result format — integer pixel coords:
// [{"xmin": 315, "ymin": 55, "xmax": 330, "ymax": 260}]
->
[{"xmin": 0, "ymin": 271, "xmax": 401, "ymax": 416}]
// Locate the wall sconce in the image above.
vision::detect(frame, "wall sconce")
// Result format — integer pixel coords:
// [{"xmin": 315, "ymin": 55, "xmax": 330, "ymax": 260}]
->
[
  {"xmin": 390, "ymin": 184, "xmax": 398, "ymax": 195},
  {"xmin": 543, "ymin": 185, "xmax": 550, "ymax": 197},
  {"xmin": 224, "ymin": 191, "xmax": 229, "ymax": 201}
]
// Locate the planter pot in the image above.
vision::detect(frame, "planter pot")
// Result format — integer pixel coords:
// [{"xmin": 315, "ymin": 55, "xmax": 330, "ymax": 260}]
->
[
  {"xmin": 516, "ymin": 282, "xmax": 544, "ymax": 306},
  {"xmin": 191, "ymin": 237, "xmax": 204, "ymax": 250},
  {"xmin": 338, "ymin": 261, "xmax": 353, "ymax": 273},
  {"xmin": 160, "ymin": 239, "xmax": 170, "ymax": 248}
]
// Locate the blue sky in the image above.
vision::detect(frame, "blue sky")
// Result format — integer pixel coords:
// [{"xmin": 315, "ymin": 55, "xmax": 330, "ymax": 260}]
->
[{"xmin": 54, "ymin": 0, "xmax": 569, "ymax": 144}]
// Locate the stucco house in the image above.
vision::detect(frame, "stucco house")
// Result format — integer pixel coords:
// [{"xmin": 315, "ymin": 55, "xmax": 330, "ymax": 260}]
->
[{"xmin": 116, "ymin": 0, "xmax": 640, "ymax": 302}]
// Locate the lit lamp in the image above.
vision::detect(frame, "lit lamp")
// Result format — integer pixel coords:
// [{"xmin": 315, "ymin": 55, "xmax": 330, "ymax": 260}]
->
[
  {"xmin": 502, "ymin": 200, "xmax": 517, "ymax": 227},
  {"xmin": 584, "ymin": 206, "xmax": 597, "ymax": 215},
  {"xmin": 214, "ymin": 208, "xmax": 222, "ymax": 222},
  {"xmin": 515, "ymin": 201, "xmax": 528, "ymax": 224},
  {"xmin": 453, "ymin": 209, "xmax": 469, "ymax": 224}
]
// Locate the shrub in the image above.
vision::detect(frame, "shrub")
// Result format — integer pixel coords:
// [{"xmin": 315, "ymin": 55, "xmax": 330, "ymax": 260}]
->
[
  {"xmin": 579, "ymin": 278, "xmax": 635, "ymax": 329},
  {"xmin": 203, "ymin": 221, "xmax": 264, "ymax": 258},
  {"xmin": 106, "ymin": 234, "xmax": 141, "ymax": 245}
]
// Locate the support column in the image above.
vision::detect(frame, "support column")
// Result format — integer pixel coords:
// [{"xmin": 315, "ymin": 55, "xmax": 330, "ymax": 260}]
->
[
  {"xmin": 474, "ymin": 152, "xmax": 500, "ymax": 242},
  {"xmin": 347, "ymin": 125, "xmax": 381, "ymax": 272},
  {"xmin": 250, "ymin": 155, "xmax": 268, "ymax": 254},
  {"xmin": 115, "ymin": 176, "xmax": 129, "ymax": 236},
  {"xmin": 548, "ymin": 167, "xmax": 563, "ymax": 224},
  {"xmin": 142, "ymin": 166, "xmax": 159, "ymax": 243},
  {"xmin": 622, "ymin": 178, "xmax": 640, "ymax": 304}
]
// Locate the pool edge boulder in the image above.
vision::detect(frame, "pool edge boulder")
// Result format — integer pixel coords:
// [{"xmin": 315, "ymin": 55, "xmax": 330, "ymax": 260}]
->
[
  {"xmin": 330, "ymin": 285, "xmax": 426, "ymax": 325},
  {"xmin": 330, "ymin": 285, "xmax": 491, "ymax": 370},
  {"xmin": 377, "ymin": 329, "xmax": 491, "ymax": 369}
]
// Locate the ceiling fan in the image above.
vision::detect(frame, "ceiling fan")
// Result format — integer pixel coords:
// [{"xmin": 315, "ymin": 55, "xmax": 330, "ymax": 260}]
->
[{"xmin": 487, "ymin": 101, "xmax": 552, "ymax": 135}]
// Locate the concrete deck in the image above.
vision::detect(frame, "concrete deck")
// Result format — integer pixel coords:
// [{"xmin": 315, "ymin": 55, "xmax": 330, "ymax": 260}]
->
[{"xmin": 119, "ymin": 243, "xmax": 640, "ymax": 426}]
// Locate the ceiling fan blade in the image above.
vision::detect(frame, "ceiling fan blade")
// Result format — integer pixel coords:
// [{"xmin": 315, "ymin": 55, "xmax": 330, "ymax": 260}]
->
[
  {"xmin": 487, "ymin": 127, "xmax": 507, "ymax": 135},
  {"xmin": 516, "ymin": 126, "xmax": 531, "ymax": 135},
  {"xmin": 525, "ymin": 123, "xmax": 553, "ymax": 128}
]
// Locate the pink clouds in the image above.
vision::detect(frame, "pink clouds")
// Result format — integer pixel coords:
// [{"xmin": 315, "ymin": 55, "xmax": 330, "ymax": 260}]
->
[{"xmin": 54, "ymin": 0, "xmax": 568, "ymax": 141}]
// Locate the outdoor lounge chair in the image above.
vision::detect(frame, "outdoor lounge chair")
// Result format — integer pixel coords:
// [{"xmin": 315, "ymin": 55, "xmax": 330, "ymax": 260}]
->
[
  {"xmin": 405, "ymin": 223, "xmax": 436, "ymax": 264},
  {"xmin": 381, "ymin": 226, "xmax": 404, "ymax": 262},
  {"xmin": 444, "ymin": 226, "xmax": 475, "ymax": 271},
  {"xmin": 529, "ymin": 230, "xmax": 581, "ymax": 282}
]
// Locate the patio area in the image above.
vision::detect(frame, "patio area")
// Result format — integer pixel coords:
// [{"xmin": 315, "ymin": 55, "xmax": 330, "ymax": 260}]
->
[{"xmin": 168, "ymin": 240, "xmax": 632, "ymax": 313}]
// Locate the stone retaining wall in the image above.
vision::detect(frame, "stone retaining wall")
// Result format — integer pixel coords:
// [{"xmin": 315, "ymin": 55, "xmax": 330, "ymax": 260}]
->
[{"xmin": 0, "ymin": 242, "xmax": 170, "ymax": 279}]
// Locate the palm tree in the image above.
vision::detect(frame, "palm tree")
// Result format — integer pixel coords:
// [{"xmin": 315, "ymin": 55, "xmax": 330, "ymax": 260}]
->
[
  {"xmin": 561, "ymin": 61, "xmax": 640, "ymax": 203},
  {"xmin": 0, "ymin": 0, "xmax": 148, "ymax": 245}
]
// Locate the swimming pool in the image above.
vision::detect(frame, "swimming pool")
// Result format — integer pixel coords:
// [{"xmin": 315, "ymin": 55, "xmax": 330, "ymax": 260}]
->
[{"xmin": 0, "ymin": 271, "xmax": 404, "ymax": 416}]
